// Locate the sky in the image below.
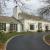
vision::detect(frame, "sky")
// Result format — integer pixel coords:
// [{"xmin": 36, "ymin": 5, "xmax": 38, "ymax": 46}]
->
[
  {"xmin": 20, "ymin": 0, "xmax": 49, "ymax": 16},
  {"xmin": 0, "ymin": 0, "xmax": 50, "ymax": 17},
  {"xmin": 0, "ymin": 0, "xmax": 16, "ymax": 16}
]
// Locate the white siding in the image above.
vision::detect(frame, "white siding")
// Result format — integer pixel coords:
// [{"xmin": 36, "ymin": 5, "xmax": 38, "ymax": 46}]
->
[
  {"xmin": 42, "ymin": 22, "xmax": 50, "ymax": 31},
  {"xmin": 6, "ymin": 24, "xmax": 10, "ymax": 33},
  {"xmin": 17, "ymin": 23, "xmax": 22, "ymax": 32},
  {"xmin": 23, "ymin": 19, "xmax": 50, "ymax": 32},
  {"xmin": 23, "ymin": 19, "xmax": 38, "ymax": 32},
  {"xmin": 42, "ymin": 22, "xmax": 46, "ymax": 31}
]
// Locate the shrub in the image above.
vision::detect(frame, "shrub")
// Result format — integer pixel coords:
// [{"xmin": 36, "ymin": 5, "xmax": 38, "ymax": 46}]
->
[
  {"xmin": 0, "ymin": 31, "xmax": 6, "ymax": 43},
  {"xmin": 37, "ymin": 30, "xmax": 42, "ymax": 32}
]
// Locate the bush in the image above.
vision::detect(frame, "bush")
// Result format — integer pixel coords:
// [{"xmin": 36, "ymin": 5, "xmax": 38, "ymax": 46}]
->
[
  {"xmin": 0, "ymin": 32, "xmax": 33, "ymax": 43},
  {"xmin": 37, "ymin": 30, "xmax": 42, "ymax": 32},
  {"xmin": 0, "ymin": 31, "xmax": 6, "ymax": 43},
  {"xmin": 45, "ymin": 35, "xmax": 50, "ymax": 45}
]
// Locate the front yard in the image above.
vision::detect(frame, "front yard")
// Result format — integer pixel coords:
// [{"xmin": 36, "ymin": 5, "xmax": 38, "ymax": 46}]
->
[
  {"xmin": 0, "ymin": 31, "xmax": 50, "ymax": 50},
  {"xmin": 0, "ymin": 32, "xmax": 33, "ymax": 50}
]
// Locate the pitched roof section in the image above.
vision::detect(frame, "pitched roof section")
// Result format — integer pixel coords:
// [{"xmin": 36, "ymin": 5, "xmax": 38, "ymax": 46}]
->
[
  {"xmin": 19, "ymin": 12, "xmax": 50, "ymax": 22},
  {"xmin": 19, "ymin": 12, "xmax": 41, "ymax": 19},
  {"xmin": 0, "ymin": 16, "xmax": 19, "ymax": 24}
]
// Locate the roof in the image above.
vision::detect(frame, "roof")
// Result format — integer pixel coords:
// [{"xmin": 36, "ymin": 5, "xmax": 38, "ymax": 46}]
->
[
  {"xmin": 0, "ymin": 16, "xmax": 19, "ymax": 24},
  {"xmin": 19, "ymin": 12, "xmax": 50, "ymax": 22}
]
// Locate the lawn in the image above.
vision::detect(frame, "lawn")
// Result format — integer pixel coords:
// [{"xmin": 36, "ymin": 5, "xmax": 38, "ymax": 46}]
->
[
  {"xmin": 0, "ymin": 31, "xmax": 33, "ymax": 44},
  {"xmin": 0, "ymin": 31, "xmax": 33, "ymax": 50}
]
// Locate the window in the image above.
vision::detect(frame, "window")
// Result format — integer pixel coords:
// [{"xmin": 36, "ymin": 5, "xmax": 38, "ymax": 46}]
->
[
  {"xmin": 0, "ymin": 23, "xmax": 6, "ymax": 31},
  {"xmin": 10, "ymin": 24, "xmax": 17, "ymax": 31},
  {"xmin": 45, "ymin": 26, "xmax": 48, "ymax": 31},
  {"xmin": 30, "ymin": 24, "xmax": 34, "ymax": 30}
]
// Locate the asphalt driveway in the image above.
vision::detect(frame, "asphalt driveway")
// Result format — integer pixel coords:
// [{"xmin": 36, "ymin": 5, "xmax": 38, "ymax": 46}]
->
[{"xmin": 6, "ymin": 32, "xmax": 50, "ymax": 50}]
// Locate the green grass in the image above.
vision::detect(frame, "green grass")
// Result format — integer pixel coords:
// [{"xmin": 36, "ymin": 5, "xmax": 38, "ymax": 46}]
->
[{"xmin": 0, "ymin": 32, "xmax": 33, "ymax": 43}]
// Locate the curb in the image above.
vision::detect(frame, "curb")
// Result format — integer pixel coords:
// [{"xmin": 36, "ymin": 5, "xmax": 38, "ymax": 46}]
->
[
  {"xmin": 4, "ymin": 34, "xmax": 25, "ymax": 50},
  {"xmin": 43, "ymin": 34, "xmax": 50, "ymax": 46}
]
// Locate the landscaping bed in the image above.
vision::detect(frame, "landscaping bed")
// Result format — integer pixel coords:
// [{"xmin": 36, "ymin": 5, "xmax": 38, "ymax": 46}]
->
[
  {"xmin": 43, "ymin": 34, "xmax": 50, "ymax": 46},
  {"xmin": 45, "ymin": 35, "xmax": 50, "ymax": 44}
]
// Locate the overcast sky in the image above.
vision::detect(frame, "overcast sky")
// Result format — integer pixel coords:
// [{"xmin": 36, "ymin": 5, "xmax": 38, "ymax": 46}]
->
[
  {"xmin": 20, "ymin": 0, "xmax": 50, "ymax": 16},
  {"xmin": 0, "ymin": 0, "xmax": 50, "ymax": 16}
]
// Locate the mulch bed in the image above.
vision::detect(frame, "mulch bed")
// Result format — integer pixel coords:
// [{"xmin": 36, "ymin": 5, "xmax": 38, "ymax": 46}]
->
[
  {"xmin": 45, "ymin": 35, "xmax": 50, "ymax": 44},
  {"xmin": 0, "ymin": 43, "xmax": 5, "ymax": 50}
]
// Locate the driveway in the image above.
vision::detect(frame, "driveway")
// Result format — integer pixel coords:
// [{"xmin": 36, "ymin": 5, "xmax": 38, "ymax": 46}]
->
[{"xmin": 6, "ymin": 32, "xmax": 50, "ymax": 50}]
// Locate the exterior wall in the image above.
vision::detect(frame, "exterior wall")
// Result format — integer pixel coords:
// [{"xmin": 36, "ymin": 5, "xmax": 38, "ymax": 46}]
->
[
  {"xmin": 42, "ymin": 22, "xmax": 46, "ymax": 31},
  {"xmin": 5, "ymin": 23, "xmax": 22, "ymax": 33},
  {"xmin": 3, "ymin": 20, "xmax": 50, "ymax": 33},
  {"xmin": 14, "ymin": 7, "xmax": 22, "ymax": 19},
  {"xmin": 6, "ymin": 23, "xmax": 22, "ymax": 33},
  {"xmin": 17, "ymin": 23, "xmax": 22, "ymax": 32},
  {"xmin": 42, "ymin": 22, "xmax": 50, "ymax": 31},
  {"xmin": 48, "ymin": 23, "xmax": 50, "ymax": 30},
  {"xmin": 23, "ymin": 19, "xmax": 38, "ymax": 32},
  {"xmin": 23, "ymin": 19, "xmax": 50, "ymax": 32},
  {"xmin": 6, "ymin": 24, "xmax": 10, "ymax": 33}
]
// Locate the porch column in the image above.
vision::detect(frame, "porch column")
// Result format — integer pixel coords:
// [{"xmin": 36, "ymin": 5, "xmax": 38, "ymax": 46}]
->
[
  {"xmin": 17, "ymin": 23, "xmax": 21, "ymax": 32},
  {"xmin": 42, "ymin": 23, "xmax": 46, "ymax": 31},
  {"xmin": 6, "ymin": 24, "xmax": 10, "ymax": 33}
]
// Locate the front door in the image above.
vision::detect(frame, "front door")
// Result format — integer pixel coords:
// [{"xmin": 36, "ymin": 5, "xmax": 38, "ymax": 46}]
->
[{"xmin": 45, "ymin": 26, "xmax": 48, "ymax": 31}]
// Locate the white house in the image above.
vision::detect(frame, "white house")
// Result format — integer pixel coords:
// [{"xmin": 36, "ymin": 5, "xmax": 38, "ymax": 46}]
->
[
  {"xmin": 0, "ymin": 12, "xmax": 50, "ymax": 33},
  {"xmin": 13, "ymin": 6, "xmax": 50, "ymax": 32},
  {"xmin": 18, "ymin": 12, "xmax": 50, "ymax": 32},
  {"xmin": 0, "ymin": 16, "xmax": 22, "ymax": 33},
  {"xmin": 0, "ymin": 6, "xmax": 50, "ymax": 33}
]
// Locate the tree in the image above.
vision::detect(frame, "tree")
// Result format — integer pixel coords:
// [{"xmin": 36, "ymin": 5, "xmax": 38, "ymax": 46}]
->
[
  {"xmin": 39, "ymin": 6, "xmax": 50, "ymax": 15},
  {"xmin": 38, "ymin": 0, "xmax": 50, "ymax": 19},
  {"xmin": 41, "ymin": 0, "xmax": 50, "ymax": 4}
]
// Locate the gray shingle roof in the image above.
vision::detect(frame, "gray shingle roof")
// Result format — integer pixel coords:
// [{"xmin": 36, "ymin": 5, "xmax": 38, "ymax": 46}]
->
[
  {"xmin": 0, "ymin": 16, "xmax": 19, "ymax": 24},
  {"xmin": 19, "ymin": 12, "xmax": 50, "ymax": 22}
]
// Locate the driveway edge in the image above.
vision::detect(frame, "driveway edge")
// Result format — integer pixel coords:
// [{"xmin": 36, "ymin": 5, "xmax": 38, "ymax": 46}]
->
[{"xmin": 4, "ymin": 34, "xmax": 24, "ymax": 50}]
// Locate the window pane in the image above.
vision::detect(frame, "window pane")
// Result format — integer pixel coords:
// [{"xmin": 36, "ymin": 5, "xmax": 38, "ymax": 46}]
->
[
  {"xmin": 10, "ymin": 24, "xmax": 17, "ymax": 31},
  {"xmin": 10, "ymin": 24, "xmax": 13, "ymax": 31},
  {"xmin": 0, "ymin": 23, "xmax": 6, "ymax": 31},
  {"xmin": 30, "ymin": 24, "xmax": 34, "ymax": 30}
]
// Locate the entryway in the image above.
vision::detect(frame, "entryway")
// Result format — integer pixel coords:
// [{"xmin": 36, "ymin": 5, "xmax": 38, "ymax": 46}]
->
[
  {"xmin": 10, "ymin": 24, "xmax": 17, "ymax": 32},
  {"xmin": 45, "ymin": 26, "xmax": 48, "ymax": 31}
]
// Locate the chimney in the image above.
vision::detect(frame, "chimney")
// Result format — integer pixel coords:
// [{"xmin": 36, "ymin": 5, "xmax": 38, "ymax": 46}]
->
[{"xmin": 13, "ymin": 6, "xmax": 21, "ymax": 19}]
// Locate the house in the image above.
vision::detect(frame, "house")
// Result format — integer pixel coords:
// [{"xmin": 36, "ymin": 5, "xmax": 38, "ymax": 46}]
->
[
  {"xmin": 0, "ymin": 12, "xmax": 50, "ymax": 33},
  {"xmin": 18, "ymin": 12, "xmax": 50, "ymax": 32},
  {"xmin": 0, "ymin": 7, "xmax": 50, "ymax": 33},
  {"xmin": 0, "ymin": 16, "xmax": 22, "ymax": 33}
]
